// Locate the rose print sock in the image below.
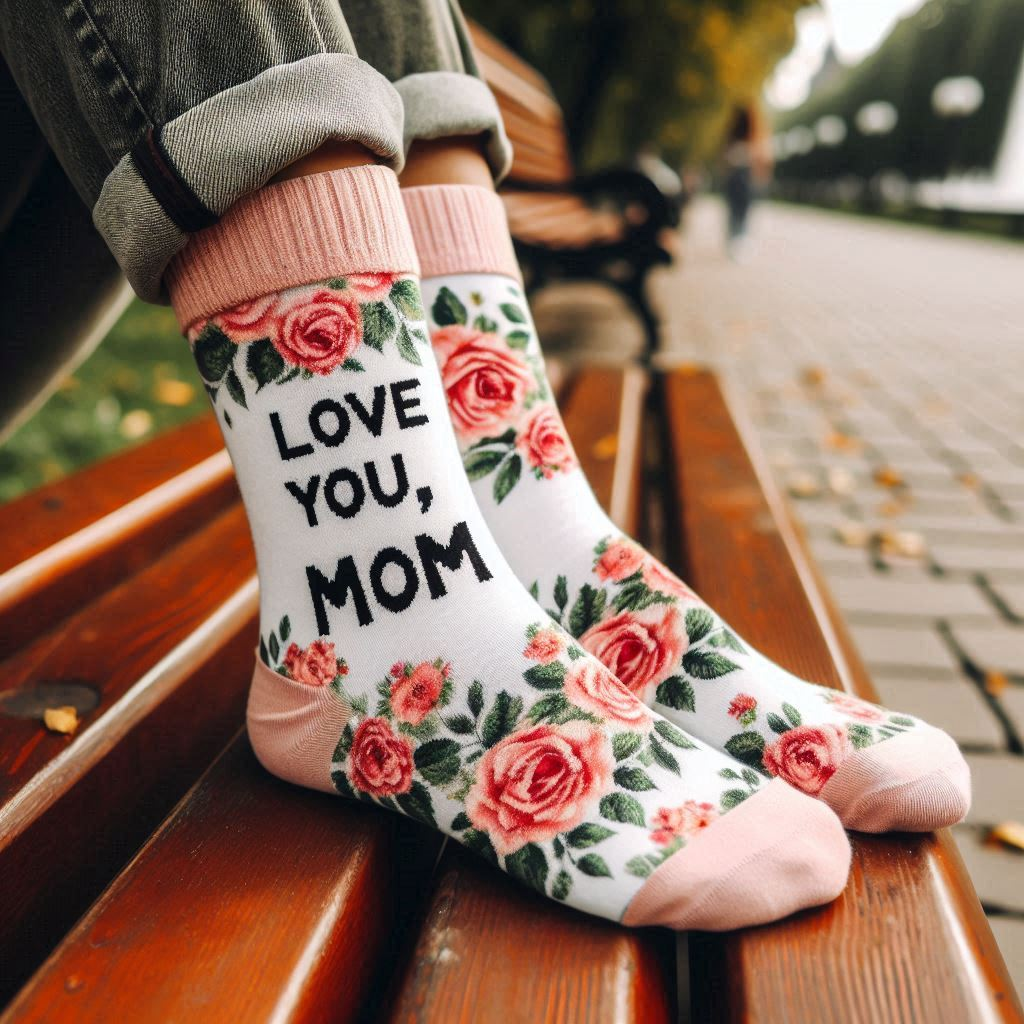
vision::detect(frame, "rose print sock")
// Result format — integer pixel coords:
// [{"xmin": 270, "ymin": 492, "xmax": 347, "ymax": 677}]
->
[
  {"xmin": 164, "ymin": 166, "xmax": 851, "ymax": 932},
  {"xmin": 405, "ymin": 184, "xmax": 970, "ymax": 834}
]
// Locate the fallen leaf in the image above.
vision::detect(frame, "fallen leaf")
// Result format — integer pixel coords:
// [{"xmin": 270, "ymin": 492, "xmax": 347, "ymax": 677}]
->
[
  {"xmin": 877, "ymin": 499, "xmax": 907, "ymax": 518},
  {"xmin": 154, "ymin": 378, "xmax": 196, "ymax": 407},
  {"xmin": 873, "ymin": 466, "xmax": 905, "ymax": 489},
  {"xmin": 984, "ymin": 671, "xmax": 1009, "ymax": 697},
  {"xmin": 119, "ymin": 409, "xmax": 154, "ymax": 440},
  {"xmin": 43, "ymin": 706, "xmax": 79, "ymax": 735},
  {"xmin": 801, "ymin": 366, "xmax": 826, "ymax": 388},
  {"xmin": 877, "ymin": 529, "xmax": 927, "ymax": 559},
  {"xmin": 958, "ymin": 472, "xmax": 981, "ymax": 491},
  {"xmin": 592, "ymin": 434, "xmax": 618, "ymax": 460},
  {"xmin": 824, "ymin": 431, "xmax": 863, "ymax": 453},
  {"xmin": 835, "ymin": 522, "xmax": 871, "ymax": 547},
  {"xmin": 988, "ymin": 821, "xmax": 1024, "ymax": 852},
  {"xmin": 787, "ymin": 472, "xmax": 821, "ymax": 498},
  {"xmin": 827, "ymin": 467, "xmax": 856, "ymax": 496}
]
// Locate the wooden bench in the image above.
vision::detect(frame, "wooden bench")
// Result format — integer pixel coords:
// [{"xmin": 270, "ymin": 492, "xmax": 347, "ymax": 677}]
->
[
  {"xmin": 469, "ymin": 21, "xmax": 678, "ymax": 359},
  {"xmin": 1, "ymin": 363, "xmax": 1019, "ymax": 1023}
]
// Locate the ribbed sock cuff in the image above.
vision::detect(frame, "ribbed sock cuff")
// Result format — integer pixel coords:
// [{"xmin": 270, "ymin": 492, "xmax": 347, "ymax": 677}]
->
[
  {"xmin": 402, "ymin": 184, "xmax": 520, "ymax": 282},
  {"xmin": 167, "ymin": 165, "xmax": 420, "ymax": 330}
]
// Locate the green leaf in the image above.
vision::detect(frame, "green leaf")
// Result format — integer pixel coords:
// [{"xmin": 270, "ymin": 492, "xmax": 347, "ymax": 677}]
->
[
  {"xmin": 268, "ymin": 633, "xmax": 280, "ymax": 663},
  {"xmin": 767, "ymin": 712, "xmax": 791, "ymax": 735},
  {"xmin": 396, "ymin": 780, "xmax": 435, "ymax": 826},
  {"xmin": 432, "ymin": 286, "xmax": 467, "ymax": 326},
  {"xmin": 225, "ymin": 369, "xmax": 247, "ymax": 409},
  {"xmin": 473, "ymin": 314, "xmax": 498, "ymax": 333},
  {"xmin": 552, "ymin": 869, "xmax": 573, "ymax": 901},
  {"xmin": 505, "ymin": 842, "xmax": 548, "ymax": 894},
  {"xmin": 326, "ymin": 277, "xmax": 347, "ymax": 290},
  {"xmin": 390, "ymin": 278, "xmax": 424, "ymax": 319},
  {"xmin": 600, "ymin": 792, "xmax": 646, "ymax": 827},
  {"xmin": 567, "ymin": 584, "xmax": 607, "ymax": 638},
  {"xmin": 720, "ymin": 788, "xmax": 750, "ymax": 810},
  {"xmin": 741, "ymin": 768, "xmax": 761, "ymax": 788},
  {"xmin": 444, "ymin": 713, "xmax": 476, "ymax": 735},
  {"xmin": 527, "ymin": 692, "xmax": 569, "ymax": 722},
  {"xmin": 362, "ymin": 301, "xmax": 395, "ymax": 350},
  {"xmin": 655, "ymin": 675, "xmax": 695, "ymax": 712},
  {"xmin": 566, "ymin": 823, "xmax": 616, "ymax": 848},
  {"xmin": 245, "ymin": 338, "xmax": 285, "ymax": 389},
  {"xmin": 614, "ymin": 766, "xmax": 656, "ymax": 792},
  {"xmin": 553, "ymin": 836, "xmax": 565, "ymax": 859},
  {"xmin": 724, "ymin": 731, "xmax": 766, "ymax": 770},
  {"xmin": 529, "ymin": 581, "xmax": 540, "ymax": 600},
  {"xmin": 413, "ymin": 738, "xmax": 462, "ymax": 786},
  {"xmin": 481, "ymin": 691, "xmax": 523, "ymax": 746},
  {"xmin": 576, "ymin": 854, "xmax": 612, "ymax": 878},
  {"xmin": 848, "ymin": 723, "xmax": 874, "ymax": 749},
  {"xmin": 889, "ymin": 715, "xmax": 914, "ymax": 727},
  {"xmin": 654, "ymin": 719, "xmax": 695, "ymax": 749},
  {"xmin": 523, "ymin": 661, "xmax": 565, "ymax": 690},
  {"xmin": 396, "ymin": 322, "xmax": 422, "ymax": 366},
  {"xmin": 463, "ymin": 448, "xmax": 505, "ymax": 480},
  {"xmin": 625, "ymin": 856, "xmax": 653, "ymax": 879},
  {"xmin": 648, "ymin": 736, "xmax": 680, "ymax": 774},
  {"xmin": 467, "ymin": 428, "xmax": 516, "ymax": 450},
  {"xmin": 332, "ymin": 770, "xmax": 356, "ymax": 799},
  {"xmin": 451, "ymin": 811, "xmax": 472, "ymax": 831},
  {"xmin": 278, "ymin": 615, "xmax": 291, "ymax": 642},
  {"xmin": 463, "ymin": 828, "xmax": 498, "ymax": 864},
  {"xmin": 500, "ymin": 302, "xmax": 527, "ymax": 323},
  {"xmin": 682, "ymin": 649, "xmax": 739, "ymax": 679},
  {"xmin": 782, "ymin": 703, "xmax": 803, "ymax": 727},
  {"xmin": 493, "ymin": 453, "xmax": 522, "ymax": 503},
  {"xmin": 193, "ymin": 324, "xmax": 235, "ymax": 382},
  {"xmin": 341, "ymin": 358, "xmax": 364, "ymax": 372},
  {"xmin": 685, "ymin": 607, "xmax": 715, "ymax": 644},
  {"xmin": 554, "ymin": 575, "xmax": 569, "ymax": 612},
  {"xmin": 506, "ymin": 330, "xmax": 530, "ymax": 349},
  {"xmin": 259, "ymin": 636, "xmax": 269, "ymax": 665},
  {"xmin": 709, "ymin": 629, "xmax": 746, "ymax": 654},
  {"xmin": 468, "ymin": 680, "xmax": 485, "ymax": 718},
  {"xmin": 718, "ymin": 767, "xmax": 740, "ymax": 780},
  {"xmin": 612, "ymin": 732, "xmax": 643, "ymax": 761}
]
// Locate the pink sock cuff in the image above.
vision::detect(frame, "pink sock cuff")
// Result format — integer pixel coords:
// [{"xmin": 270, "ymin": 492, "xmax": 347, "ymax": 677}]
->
[
  {"xmin": 402, "ymin": 184, "xmax": 520, "ymax": 282},
  {"xmin": 167, "ymin": 165, "xmax": 420, "ymax": 331}
]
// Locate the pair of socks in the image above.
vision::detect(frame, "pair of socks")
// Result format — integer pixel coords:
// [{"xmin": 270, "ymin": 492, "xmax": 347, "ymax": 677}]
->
[{"xmin": 167, "ymin": 165, "xmax": 969, "ymax": 932}]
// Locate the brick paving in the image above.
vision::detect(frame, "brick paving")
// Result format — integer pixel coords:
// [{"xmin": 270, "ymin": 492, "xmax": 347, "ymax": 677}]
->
[{"xmin": 657, "ymin": 198, "xmax": 1024, "ymax": 994}]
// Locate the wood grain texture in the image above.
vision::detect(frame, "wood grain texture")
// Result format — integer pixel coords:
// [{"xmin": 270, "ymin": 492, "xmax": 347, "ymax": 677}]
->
[
  {"xmin": 663, "ymin": 369, "xmax": 1022, "ymax": 1024},
  {"xmin": 0, "ymin": 415, "xmax": 234, "ymax": 659},
  {"xmin": 384, "ymin": 366, "xmax": 674, "ymax": 1024}
]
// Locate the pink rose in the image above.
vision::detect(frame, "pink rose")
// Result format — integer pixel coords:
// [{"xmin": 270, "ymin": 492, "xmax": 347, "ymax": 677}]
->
[
  {"xmin": 594, "ymin": 539, "xmax": 645, "ymax": 582},
  {"xmin": 650, "ymin": 801, "xmax": 719, "ymax": 845},
  {"xmin": 728, "ymin": 694, "xmax": 757, "ymax": 720},
  {"xmin": 348, "ymin": 717, "xmax": 414, "ymax": 796},
  {"xmin": 214, "ymin": 294, "xmax": 280, "ymax": 343},
  {"xmin": 274, "ymin": 288, "xmax": 362, "ymax": 375},
  {"xmin": 345, "ymin": 272, "xmax": 399, "ymax": 301},
  {"xmin": 580, "ymin": 606, "xmax": 685, "ymax": 700},
  {"xmin": 523, "ymin": 628, "xmax": 565, "ymax": 664},
  {"xmin": 466, "ymin": 722, "xmax": 613, "ymax": 856},
  {"xmin": 564, "ymin": 660, "xmax": 653, "ymax": 731},
  {"xmin": 282, "ymin": 639, "xmax": 341, "ymax": 687},
  {"xmin": 432, "ymin": 325, "xmax": 533, "ymax": 441},
  {"xmin": 762, "ymin": 724, "xmax": 852, "ymax": 795},
  {"xmin": 517, "ymin": 406, "xmax": 577, "ymax": 478},
  {"xmin": 641, "ymin": 560, "xmax": 697, "ymax": 601},
  {"xmin": 390, "ymin": 661, "xmax": 447, "ymax": 725},
  {"xmin": 827, "ymin": 692, "xmax": 886, "ymax": 723}
]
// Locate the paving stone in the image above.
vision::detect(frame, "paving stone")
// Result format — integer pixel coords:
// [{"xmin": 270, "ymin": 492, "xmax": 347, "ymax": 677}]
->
[
  {"xmin": 963, "ymin": 753, "xmax": 1024, "ymax": 826},
  {"xmin": 949, "ymin": 625, "xmax": 1024, "ymax": 679},
  {"xmin": 953, "ymin": 825, "xmax": 1024, "ymax": 912},
  {"xmin": 833, "ymin": 577, "xmax": 993, "ymax": 620},
  {"xmin": 1000, "ymin": 686, "xmax": 1024, "ymax": 738},
  {"xmin": 987, "ymin": 917, "xmax": 1024, "ymax": 1001},
  {"xmin": 991, "ymin": 583, "xmax": 1024, "ymax": 620},
  {"xmin": 848, "ymin": 623, "xmax": 961, "ymax": 677},
  {"xmin": 868, "ymin": 673, "xmax": 1003, "ymax": 748},
  {"xmin": 930, "ymin": 544, "xmax": 1024, "ymax": 578}
]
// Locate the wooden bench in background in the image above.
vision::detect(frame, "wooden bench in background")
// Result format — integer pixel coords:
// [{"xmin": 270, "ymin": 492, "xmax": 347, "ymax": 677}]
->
[{"xmin": 1, "ymin": 364, "xmax": 1020, "ymax": 1023}]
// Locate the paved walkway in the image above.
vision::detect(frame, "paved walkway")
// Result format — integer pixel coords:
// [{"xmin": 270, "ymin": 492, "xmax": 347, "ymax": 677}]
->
[{"xmin": 658, "ymin": 198, "xmax": 1024, "ymax": 992}]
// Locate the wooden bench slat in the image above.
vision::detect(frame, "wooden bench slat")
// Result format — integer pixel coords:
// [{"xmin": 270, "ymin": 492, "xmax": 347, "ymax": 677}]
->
[
  {"xmin": 662, "ymin": 369, "xmax": 1022, "ymax": 1024},
  {"xmin": 0, "ymin": 415, "xmax": 233, "ymax": 660}
]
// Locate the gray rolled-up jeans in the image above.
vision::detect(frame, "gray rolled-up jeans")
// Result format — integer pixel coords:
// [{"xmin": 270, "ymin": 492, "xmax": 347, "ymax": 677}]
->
[{"xmin": 0, "ymin": 0, "xmax": 511, "ymax": 305}]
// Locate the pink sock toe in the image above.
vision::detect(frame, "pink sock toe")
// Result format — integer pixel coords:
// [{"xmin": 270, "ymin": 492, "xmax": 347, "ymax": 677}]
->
[
  {"xmin": 622, "ymin": 778, "xmax": 850, "ymax": 931},
  {"xmin": 821, "ymin": 727, "xmax": 971, "ymax": 832}
]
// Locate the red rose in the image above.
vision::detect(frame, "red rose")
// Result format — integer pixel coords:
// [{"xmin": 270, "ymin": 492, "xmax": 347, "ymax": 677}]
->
[
  {"xmin": 346, "ymin": 272, "xmax": 399, "ymax": 301},
  {"xmin": 564, "ymin": 660, "xmax": 653, "ymax": 731},
  {"xmin": 728, "ymin": 694, "xmax": 757, "ymax": 719},
  {"xmin": 523, "ymin": 627, "xmax": 565, "ymax": 663},
  {"xmin": 214, "ymin": 294, "xmax": 280, "ymax": 343},
  {"xmin": 517, "ymin": 406, "xmax": 577, "ymax": 478},
  {"xmin": 432, "ymin": 325, "xmax": 533, "ymax": 441},
  {"xmin": 641, "ymin": 560, "xmax": 697, "ymax": 601},
  {"xmin": 594, "ymin": 539, "xmax": 645, "ymax": 582},
  {"xmin": 391, "ymin": 661, "xmax": 447, "ymax": 725},
  {"xmin": 580, "ymin": 606, "xmax": 685, "ymax": 700},
  {"xmin": 466, "ymin": 721, "xmax": 613, "ymax": 856},
  {"xmin": 282, "ymin": 639, "xmax": 341, "ymax": 687},
  {"xmin": 650, "ymin": 801, "xmax": 719, "ymax": 845},
  {"xmin": 762, "ymin": 724, "xmax": 852, "ymax": 795},
  {"xmin": 348, "ymin": 717, "xmax": 413, "ymax": 796},
  {"xmin": 827, "ymin": 692, "xmax": 886, "ymax": 723},
  {"xmin": 274, "ymin": 288, "xmax": 362, "ymax": 375}
]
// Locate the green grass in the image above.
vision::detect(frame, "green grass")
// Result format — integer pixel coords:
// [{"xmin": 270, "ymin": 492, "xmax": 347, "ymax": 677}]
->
[{"xmin": 0, "ymin": 299, "xmax": 208, "ymax": 503}]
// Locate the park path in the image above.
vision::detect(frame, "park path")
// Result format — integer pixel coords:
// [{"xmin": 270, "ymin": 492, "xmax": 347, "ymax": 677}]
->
[{"xmin": 658, "ymin": 198, "xmax": 1024, "ymax": 992}]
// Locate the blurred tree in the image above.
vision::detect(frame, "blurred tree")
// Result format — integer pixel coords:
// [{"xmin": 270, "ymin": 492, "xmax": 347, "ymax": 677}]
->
[{"xmin": 462, "ymin": 0, "xmax": 813, "ymax": 168}]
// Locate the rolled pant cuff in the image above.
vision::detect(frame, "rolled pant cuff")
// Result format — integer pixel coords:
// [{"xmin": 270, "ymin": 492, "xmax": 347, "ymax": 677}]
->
[
  {"xmin": 394, "ymin": 71, "xmax": 513, "ymax": 183},
  {"xmin": 94, "ymin": 53, "xmax": 406, "ymax": 305}
]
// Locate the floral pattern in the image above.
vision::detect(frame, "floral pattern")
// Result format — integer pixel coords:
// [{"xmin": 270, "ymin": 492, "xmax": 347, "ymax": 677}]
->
[
  {"xmin": 430, "ymin": 284, "xmax": 577, "ymax": 504},
  {"xmin": 190, "ymin": 275, "xmax": 427, "ymax": 414}
]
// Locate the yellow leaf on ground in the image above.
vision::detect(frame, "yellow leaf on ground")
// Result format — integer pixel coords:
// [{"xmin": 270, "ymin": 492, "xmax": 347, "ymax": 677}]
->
[
  {"xmin": 984, "ymin": 671, "xmax": 1009, "ymax": 697},
  {"xmin": 154, "ymin": 378, "xmax": 196, "ymax": 407},
  {"xmin": 592, "ymin": 434, "xmax": 618, "ymax": 460},
  {"xmin": 873, "ymin": 466, "xmax": 905, "ymax": 489},
  {"xmin": 43, "ymin": 706, "xmax": 79, "ymax": 735},
  {"xmin": 987, "ymin": 822, "xmax": 1024, "ymax": 852},
  {"xmin": 119, "ymin": 409, "xmax": 154, "ymax": 440}
]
